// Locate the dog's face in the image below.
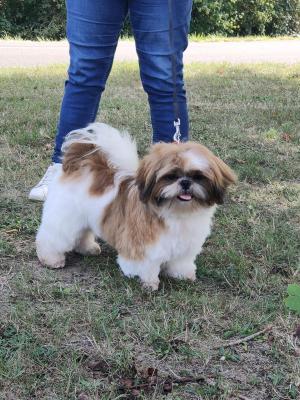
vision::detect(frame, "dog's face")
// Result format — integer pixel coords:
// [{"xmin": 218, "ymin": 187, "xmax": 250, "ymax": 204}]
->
[{"xmin": 136, "ymin": 142, "xmax": 236, "ymax": 213}]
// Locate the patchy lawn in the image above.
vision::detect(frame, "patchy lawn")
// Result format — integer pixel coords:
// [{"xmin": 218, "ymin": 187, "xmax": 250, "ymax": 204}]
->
[{"xmin": 0, "ymin": 62, "xmax": 299, "ymax": 400}]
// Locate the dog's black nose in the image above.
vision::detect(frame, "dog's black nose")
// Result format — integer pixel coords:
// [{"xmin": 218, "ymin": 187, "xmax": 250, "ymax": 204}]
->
[{"xmin": 180, "ymin": 179, "xmax": 192, "ymax": 190}]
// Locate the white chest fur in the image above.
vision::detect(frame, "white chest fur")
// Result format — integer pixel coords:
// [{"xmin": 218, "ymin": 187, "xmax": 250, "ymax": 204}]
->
[
  {"xmin": 118, "ymin": 206, "xmax": 216, "ymax": 290},
  {"xmin": 146, "ymin": 206, "xmax": 216, "ymax": 265}
]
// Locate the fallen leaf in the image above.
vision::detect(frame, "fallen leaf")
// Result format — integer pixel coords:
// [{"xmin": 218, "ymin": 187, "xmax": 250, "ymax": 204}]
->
[
  {"xmin": 294, "ymin": 325, "xmax": 300, "ymax": 338},
  {"xmin": 284, "ymin": 284, "xmax": 300, "ymax": 314},
  {"xmin": 87, "ymin": 359, "xmax": 108, "ymax": 372},
  {"xmin": 163, "ymin": 380, "xmax": 173, "ymax": 393},
  {"xmin": 77, "ymin": 393, "xmax": 89, "ymax": 400},
  {"xmin": 281, "ymin": 133, "xmax": 292, "ymax": 142},
  {"xmin": 145, "ymin": 367, "xmax": 158, "ymax": 385},
  {"xmin": 170, "ymin": 338, "xmax": 185, "ymax": 351},
  {"xmin": 147, "ymin": 367, "xmax": 158, "ymax": 376},
  {"xmin": 120, "ymin": 378, "xmax": 134, "ymax": 389},
  {"xmin": 294, "ymin": 347, "xmax": 300, "ymax": 357},
  {"xmin": 267, "ymin": 333, "xmax": 275, "ymax": 345},
  {"xmin": 44, "ymin": 143, "xmax": 52, "ymax": 150},
  {"xmin": 131, "ymin": 389, "xmax": 140, "ymax": 396}
]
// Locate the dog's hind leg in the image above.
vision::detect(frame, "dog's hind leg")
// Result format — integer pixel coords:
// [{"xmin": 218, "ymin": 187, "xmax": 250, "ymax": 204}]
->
[
  {"xmin": 36, "ymin": 210, "xmax": 86, "ymax": 269},
  {"xmin": 75, "ymin": 230, "xmax": 101, "ymax": 256}
]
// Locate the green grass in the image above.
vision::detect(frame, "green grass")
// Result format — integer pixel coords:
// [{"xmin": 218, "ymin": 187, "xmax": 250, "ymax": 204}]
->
[{"xmin": 0, "ymin": 62, "xmax": 299, "ymax": 399}]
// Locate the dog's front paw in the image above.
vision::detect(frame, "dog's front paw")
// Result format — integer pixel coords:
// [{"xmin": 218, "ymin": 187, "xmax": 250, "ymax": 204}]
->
[
  {"xmin": 185, "ymin": 270, "xmax": 196, "ymax": 281},
  {"xmin": 118, "ymin": 255, "xmax": 161, "ymax": 291},
  {"xmin": 142, "ymin": 280, "xmax": 160, "ymax": 291},
  {"xmin": 38, "ymin": 253, "xmax": 66, "ymax": 269},
  {"xmin": 165, "ymin": 261, "xmax": 196, "ymax": 282},
  {"xmin": 168, "ymin": 270, "xmax": 196, "ymax": 281}
]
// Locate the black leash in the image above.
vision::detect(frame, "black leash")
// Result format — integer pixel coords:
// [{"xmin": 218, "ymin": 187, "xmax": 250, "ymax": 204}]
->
[{"xmin": 168, "ymin": 0, "xmax": 181, "ymax": 143}]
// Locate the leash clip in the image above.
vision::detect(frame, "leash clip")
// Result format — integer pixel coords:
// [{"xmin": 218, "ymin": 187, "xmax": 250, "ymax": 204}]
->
[{"xmin": 173, "ymin": 118, "xmax": 181, "ymax": 143}]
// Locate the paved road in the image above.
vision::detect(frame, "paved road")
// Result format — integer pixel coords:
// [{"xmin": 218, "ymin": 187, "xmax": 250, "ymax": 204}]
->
[{"xmin": 0, "ymin": 39, "xmax": 299, "ymax": 67}]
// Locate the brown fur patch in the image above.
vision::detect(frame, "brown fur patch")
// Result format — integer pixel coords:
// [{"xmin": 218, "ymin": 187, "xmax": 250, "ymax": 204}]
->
[
  {"xmin": 62, "ymin": 143, "xmax": 115, "ymax": 195},
  {"xmin": 101, "ymin": 178, "xmax": 165, "ymax": 260}
]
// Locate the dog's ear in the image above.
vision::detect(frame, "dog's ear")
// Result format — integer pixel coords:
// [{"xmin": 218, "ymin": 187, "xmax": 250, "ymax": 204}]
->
[
  {"xmin": 136, "ymin": 156, "xmax": 158, "ymax": 203},
  {"xmin": 213, "ymin": 156, "xmax": 237, "ymax": 188},
  {"xmin": 207, "ymin": 156, "xmax": 237, "ymax": 205},
  {"xmin": 209, "ymin": 181, "xmax": 226, "ymax": 205},
  {"xmin": 188, "ymin": 143, "xmax": 236, "ymax": 202}
]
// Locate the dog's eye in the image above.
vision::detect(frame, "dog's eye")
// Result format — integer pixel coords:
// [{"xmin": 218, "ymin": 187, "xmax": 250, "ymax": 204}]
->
[
  {"xmin": 193, "ymin": 173, "xmax": 205, "ymax": 182},
  {"xmin": 164, "ymin": 173, "xmax": 178, "ymax": 181}
]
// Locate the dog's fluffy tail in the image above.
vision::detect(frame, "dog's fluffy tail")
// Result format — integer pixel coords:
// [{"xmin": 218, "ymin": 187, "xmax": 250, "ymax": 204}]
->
[{"xmin": 61, "ymin": 123, "xmax": 139, "ymax": 173}]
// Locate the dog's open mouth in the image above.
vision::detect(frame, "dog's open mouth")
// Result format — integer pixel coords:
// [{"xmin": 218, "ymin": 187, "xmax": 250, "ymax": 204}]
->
[{"xmin": 177, "ymin": 193, "xmax": 193, "ymax": 202}]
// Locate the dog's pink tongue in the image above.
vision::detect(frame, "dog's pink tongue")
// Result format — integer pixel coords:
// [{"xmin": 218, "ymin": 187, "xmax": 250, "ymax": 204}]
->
[{"xmin": 179, "ymin": 194, "xmax": 192, "ymax": 201}]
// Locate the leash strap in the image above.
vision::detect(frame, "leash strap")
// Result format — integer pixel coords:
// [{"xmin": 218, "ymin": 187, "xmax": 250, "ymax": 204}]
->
[
  {"xmin": 168, "ymin": 0, "xmax": 181, "ymax": 143},
  {"xmin": 173, "ymin": 118, "xmax": 181, "ymax": 143}
]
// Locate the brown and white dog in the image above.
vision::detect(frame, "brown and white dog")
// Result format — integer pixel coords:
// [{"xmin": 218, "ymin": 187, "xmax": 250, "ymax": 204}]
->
[{"xmin": 36, "ymin": 123, "xmax": 236, "ymax": 290}]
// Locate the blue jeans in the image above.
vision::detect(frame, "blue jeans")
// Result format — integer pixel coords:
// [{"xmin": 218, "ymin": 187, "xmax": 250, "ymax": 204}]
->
[{"xmin": 52, "ymin": 0, "xmax": 193, "ymax": 163}]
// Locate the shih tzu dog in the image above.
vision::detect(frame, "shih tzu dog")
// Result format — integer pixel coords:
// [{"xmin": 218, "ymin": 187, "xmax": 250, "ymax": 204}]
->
[{"xmin": 36, "ymin": 123, "xmax": 236, "ymax": 290}]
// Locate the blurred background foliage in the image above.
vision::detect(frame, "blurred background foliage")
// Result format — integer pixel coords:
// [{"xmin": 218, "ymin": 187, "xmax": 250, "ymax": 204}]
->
[{"xmin": 0, "ymin": 0, "xmax": 299, "ymax": 39}]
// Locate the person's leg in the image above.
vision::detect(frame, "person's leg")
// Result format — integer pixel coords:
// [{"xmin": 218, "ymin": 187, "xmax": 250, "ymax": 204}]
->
[
  {"xmin": 129, "ymin": 0, "xmax": 192, "ymax": 143},
  {"xmin": 30, "ymin": 0, "xmax": 127, "ymax": 201},
  {"xmin": 52, "ymin": 0, "xmax": 128, "ymax": 163}
]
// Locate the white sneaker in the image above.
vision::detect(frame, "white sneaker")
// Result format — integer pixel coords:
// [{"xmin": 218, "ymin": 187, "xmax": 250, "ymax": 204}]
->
[{"xmin": 28, "ymin": 163, "xmax": 61, "ymax": 201}]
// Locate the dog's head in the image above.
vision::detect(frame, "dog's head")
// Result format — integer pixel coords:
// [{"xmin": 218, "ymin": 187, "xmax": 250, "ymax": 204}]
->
[{"xmin": 136, "ymin": 142, "xmax": 236, "ymax": 213}]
